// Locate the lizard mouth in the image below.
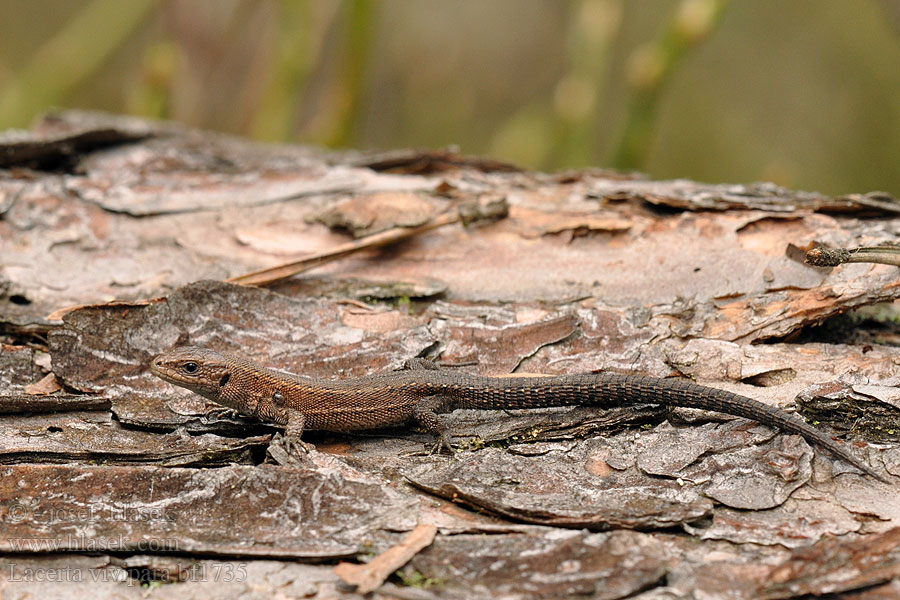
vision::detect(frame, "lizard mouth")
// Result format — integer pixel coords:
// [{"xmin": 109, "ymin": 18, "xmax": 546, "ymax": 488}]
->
[{"xmin": 149, "ymin": 357, "xmax": 181, "ymax": 383}]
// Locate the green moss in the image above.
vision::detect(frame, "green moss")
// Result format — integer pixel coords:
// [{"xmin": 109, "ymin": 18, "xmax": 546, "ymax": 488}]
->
[{"xmin": 396, "ymin": 569, "xmax": 445, "ymax": 589}]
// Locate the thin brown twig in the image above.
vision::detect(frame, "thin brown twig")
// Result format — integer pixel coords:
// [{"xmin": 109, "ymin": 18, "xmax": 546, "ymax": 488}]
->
[
  {"xmin": 805, "ymin": 245, "xmax": 900, "ymax": 268},
  {"xmin": 227, "ymin": 197, "xmax": 507, "ymax": 287},
  {"xmin": 226, "ymin": 213, "xmax": 458, "ymax": 287},
  {"xmin": 333, "ymin": 522, "xmax": 438, "ymax": 594}
]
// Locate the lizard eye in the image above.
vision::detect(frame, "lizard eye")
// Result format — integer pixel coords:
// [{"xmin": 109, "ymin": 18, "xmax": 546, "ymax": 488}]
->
[{"xmin": 182, "ymin": 361, "xmax": 200, "ymax": 374}]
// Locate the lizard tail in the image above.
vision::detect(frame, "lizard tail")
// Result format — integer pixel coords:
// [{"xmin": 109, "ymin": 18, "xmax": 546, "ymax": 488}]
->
[{"xmin": 454, "ymin": 372, "xmax": 887, "ymax": 482}]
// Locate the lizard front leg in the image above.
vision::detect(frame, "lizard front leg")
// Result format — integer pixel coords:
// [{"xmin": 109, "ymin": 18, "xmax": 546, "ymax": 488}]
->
[
  {"xmin": 413, "ymin": 395, "xmax": 455, "ymax": 454},
  {"xmin": 200, "ymin": 405, "xmax": 241, "ymax": 424},
  {"xmin": 264, "ymin": 391, "xmax": 313, "ymax": 459},
  {"xmin": 266, "ymin": 410, "xmax": 312, "ymax": 463},
  {"xmin": 280, "ymin": 410, "xmax": 312, "ymax": 456}
]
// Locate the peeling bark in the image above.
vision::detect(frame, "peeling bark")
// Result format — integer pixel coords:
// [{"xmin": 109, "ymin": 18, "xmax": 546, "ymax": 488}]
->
[{"xmin": 1, "ymin": 111, "xmax": 899, "ymax": 598}]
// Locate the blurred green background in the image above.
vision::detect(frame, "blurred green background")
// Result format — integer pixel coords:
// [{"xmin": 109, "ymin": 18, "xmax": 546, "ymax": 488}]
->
[{"xmin": 1, "ymin": 0, "xmax": 898, "ymax": 195}]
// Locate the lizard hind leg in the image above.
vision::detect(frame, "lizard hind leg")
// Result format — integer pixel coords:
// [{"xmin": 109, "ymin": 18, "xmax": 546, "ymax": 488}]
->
[
  {"xmin": 400, "ymin": 357, "xmax": 442, "ymax": 371},
  {"xmin": 412, "ymin": 395, "xmax": 455, "ymax": 455}
]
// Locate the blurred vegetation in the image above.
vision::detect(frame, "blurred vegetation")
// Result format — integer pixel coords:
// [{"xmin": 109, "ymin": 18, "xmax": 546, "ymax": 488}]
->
[{"xmin": 0, "ymin": 0, "xmax": 898, "ymax": 196}]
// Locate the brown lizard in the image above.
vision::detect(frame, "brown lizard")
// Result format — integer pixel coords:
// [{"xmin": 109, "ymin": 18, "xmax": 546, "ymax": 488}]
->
[{"xmin": 150, "ymin": 346, "xmax": 888, "ymax": 481}]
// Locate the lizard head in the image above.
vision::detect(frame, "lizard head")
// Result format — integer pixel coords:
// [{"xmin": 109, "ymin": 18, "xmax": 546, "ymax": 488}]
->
[{"xmin": 150, "ymin": 346, "xmax": 232, "ymax": 402}]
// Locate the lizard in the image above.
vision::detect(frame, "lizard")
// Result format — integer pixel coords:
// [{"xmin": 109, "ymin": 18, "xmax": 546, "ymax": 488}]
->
[{"xmin": 150, "ymin": 346, "xmax": 888, "ymax": 481}]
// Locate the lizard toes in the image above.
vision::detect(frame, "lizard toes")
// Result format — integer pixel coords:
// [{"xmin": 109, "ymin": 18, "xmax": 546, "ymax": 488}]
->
[
  {"xmin": 427, "ymin": 434, "xmax": 456, "ymax": 457},
  {"xmin": 200, "ymin": 406, "xmax": 241, "ymax": 424},
  {"xmin": 267, "ymin": 433, "xmax": 313, "ymax": 465},
  {"xmin": 283, "ymin": 434, "xmax": 313, "ymax": 455}
]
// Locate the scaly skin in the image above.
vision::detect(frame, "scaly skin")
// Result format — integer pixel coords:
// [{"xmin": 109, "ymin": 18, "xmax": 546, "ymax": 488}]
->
[{"xmin": 150, "ymin": 346, "xmax": 888, "ymax": 481}]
